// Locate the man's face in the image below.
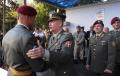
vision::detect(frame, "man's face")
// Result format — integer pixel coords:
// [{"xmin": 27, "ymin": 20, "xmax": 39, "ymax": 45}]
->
[
  {"xmin": 94, "ymin": 24, "xmax": 103, "ymax": 33},
  {"xmin": 76, "ymin": 28, "xmax": 81, "ymax": 32},
  {"xmin": 49, "ymin": 19, "xmax": 62, "ymax": 33},
  {"xmin": 103, "ymin": 27, "xmax": 109, "ymax": 33},
  {"xmin": 90, "ymin": 26, "xmax": 93, "ymax": 31},
  {"xmin": 112, "ymin": 21, "xmax": 120, "ymax": 30}
]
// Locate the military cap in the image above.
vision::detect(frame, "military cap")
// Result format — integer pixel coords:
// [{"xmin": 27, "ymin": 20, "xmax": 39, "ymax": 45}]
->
[
  {"xmin": 16, "ymin": 5, "xmax": 37, "ymax": 16},
  {"xmin": 48, "ymin": 12, "xmax": 66, "ymax": 22},
  {"xmin": 111, "ymin": 17, "xmax": 120, "ymax": 25},
  {"xmin": 93, "ymin": 20, "xmax": 104, "ymax": 27}
]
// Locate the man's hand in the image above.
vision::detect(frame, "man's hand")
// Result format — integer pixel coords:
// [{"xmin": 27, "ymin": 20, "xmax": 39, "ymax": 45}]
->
[
  {"xmin": 104, "ymin": 69, "xmax": 112, "ymax": 74},
  {"xmin": 76, "ymin": 41, "xmax": 80, "ymax": 45},
  {"xmin": 86, "ymin": 64, "xmax": 90, "ymax": 70},
  {"xmin": 26, "ymin": 46, "xmax": 45, "ymax": 59}
]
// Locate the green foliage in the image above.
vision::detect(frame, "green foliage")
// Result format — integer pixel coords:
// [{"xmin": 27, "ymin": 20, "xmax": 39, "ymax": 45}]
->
[
  {"xmin": 0, "ymin": 1, "xmax": 3, "ymax": 30},
  {"xmin": 4, "ymin": 1, "xmax": 18, "ymax": 31},
  {"xmin": 0, "ymin": 0, "xmax": 56, "ymax": 31},
  {"xmin": 33, "ymin": 1, "xmax": 56, "ymax": 29},
  {"xmin": 0, "ymin": 0, "xmax": 104, "ymax": 31}
]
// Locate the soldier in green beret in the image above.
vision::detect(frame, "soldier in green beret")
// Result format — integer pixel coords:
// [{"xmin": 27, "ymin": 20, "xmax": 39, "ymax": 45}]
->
[{"xmin": 27, "ymin": 12, "xmax": 76, "ymax": 76}]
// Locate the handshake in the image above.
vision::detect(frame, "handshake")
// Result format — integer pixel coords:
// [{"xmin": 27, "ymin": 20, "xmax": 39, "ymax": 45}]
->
[{"xmin": 26, "ymin": 45, "xmax": 45, "ymax": 59}]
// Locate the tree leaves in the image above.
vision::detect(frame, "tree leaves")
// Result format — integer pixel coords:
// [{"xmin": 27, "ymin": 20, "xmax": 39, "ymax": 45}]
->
[{"xmin": 33, "ymin": 1, "xmax": 56, "ymax": 29}]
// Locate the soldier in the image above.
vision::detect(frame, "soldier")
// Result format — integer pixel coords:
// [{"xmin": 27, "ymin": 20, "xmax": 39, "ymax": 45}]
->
[
  {"xmin": 73, "ymin": 25, "xmax": 85, "ymax": 63},
  {"xmin": 27, "ymin": 12, "xmax": 76, "ymax": 76},
  {"xmin": 86, "ymin": 20, "xmax": 116, "ymax": 76},
  {"xmin": 2, "ymin": 5, "xmax": 47, "ymax": 76},
  {"xmin": 63, "ymin": 26, "xmax": 70, "ymax": 33},
  {"xmin": 109, "ymin": 17, "xmax": 120, "ymax": 76},
  {"xmin": 103, "ymin": 27, "xmax": 109, "ymax": 33},
  {"xmin": 86, "ymin": 25, "xmax": 96, "ymax": 48}
]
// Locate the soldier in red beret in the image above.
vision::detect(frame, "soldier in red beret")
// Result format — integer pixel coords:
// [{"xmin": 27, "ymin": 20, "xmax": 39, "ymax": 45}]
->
[
  {"xmin": 16, "ymin": 5, "xmax": 37, "ymax": 30},
  {"xmin": 2, "ymin": 5, "xmax": 47, "ymax": 76},
  {"xmin": 109, "ymin": 17, "xmax": 120, "ymax": 76},
  {"xmin": 86, "ymin": 20, "xmax": 116, "ymax": 76},
  {"xmin": 111, "ymin": 17, "xmax": 120, "ymax": 25}
]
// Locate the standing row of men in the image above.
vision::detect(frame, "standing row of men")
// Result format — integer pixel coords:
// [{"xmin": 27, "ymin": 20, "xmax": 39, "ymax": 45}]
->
[
  {"xmin": 86, "ymin": 17, "xmax": 120, "ymax": 76},
  {"xmin": 72, "ymin": 17, "xmax": 120, "ymax": 76},
  {"xmin": 1, "ymin": 5, "xmax": 120, "ymax": 76}
]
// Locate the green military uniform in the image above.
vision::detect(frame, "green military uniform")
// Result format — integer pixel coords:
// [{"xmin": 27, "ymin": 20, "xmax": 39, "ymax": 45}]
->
[
  {"xmin": 2, "ymin": 5, "xmax": 48, "ymax": 76},
  {"xmin": 109, "ymin": 30, "xmax": 120, "ymax": 63},
  {"xmin": 46, "ymin": 30, "xmax": 76, "ymax": 76},
  {"xmin": 109, "ymin": 30, "xmax": 120, "ymax": 76},
  {"xmin": 73, "ymin": 31, "xmax": 85, "ymax": 60},
  {"xmin": 87, "ymin": 32, "xmax": 116, "ymax": 74},
  {"xmin": 2, "ymin": 25, "xmax": 47, "ymax": 76},
  {"xmin": 40, "ymin": 12, "xmax": 76, "ymax": 76}
]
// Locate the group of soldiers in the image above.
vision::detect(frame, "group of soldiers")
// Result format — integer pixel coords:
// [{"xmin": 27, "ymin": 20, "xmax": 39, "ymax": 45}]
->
[
  {"xmin": 73, "ymin": 18, "xmax": 120, "ymax": 76},
  {"xmin": 0, "ymin": 5, "xmax": 120, "ymax": 76}
]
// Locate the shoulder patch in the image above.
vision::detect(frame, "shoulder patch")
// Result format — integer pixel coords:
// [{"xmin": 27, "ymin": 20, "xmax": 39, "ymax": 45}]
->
[
  {"xmin": 112, "ymin": 41, "xmax": 116, "ymax": 47},
  {"xmin": 64, "ymin": 41, "xmax": 73, "ymax": 48}
]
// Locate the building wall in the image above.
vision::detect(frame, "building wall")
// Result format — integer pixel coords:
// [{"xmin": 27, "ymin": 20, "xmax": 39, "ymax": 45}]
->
[{"xmin": 66, "ymin": 1, "xmax": 120, "ymax": 32}]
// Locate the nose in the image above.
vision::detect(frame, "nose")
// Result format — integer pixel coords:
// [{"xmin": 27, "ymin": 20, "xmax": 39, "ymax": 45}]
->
[{"xmin": 49, "ymin": 22, "xmax": 51, "ymax": 26}]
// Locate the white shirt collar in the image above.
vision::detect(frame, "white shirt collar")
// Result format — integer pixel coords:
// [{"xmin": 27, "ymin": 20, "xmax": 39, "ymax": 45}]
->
[
  {"xmin": 96, "ymin": 32, "xmax": 103, "ymax": 37},
  {"xmin": 53, "ymin": 29, "xmax": 62, "ymax": 38}
]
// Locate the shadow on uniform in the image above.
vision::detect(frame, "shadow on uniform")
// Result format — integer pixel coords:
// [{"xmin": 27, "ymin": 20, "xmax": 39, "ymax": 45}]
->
[
  {"xmin": 0, "ymin": 48, "xmax": 3, "ymax": 67},
  {"xmin": 73, "ymin": 62, "xmax": 92, "ymax": 76}
]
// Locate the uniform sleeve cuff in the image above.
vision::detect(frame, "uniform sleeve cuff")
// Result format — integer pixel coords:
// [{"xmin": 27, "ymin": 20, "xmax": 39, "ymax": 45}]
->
[{"xmin": 43, "ymin": 49, "xmax": 50, "ymax": 61}]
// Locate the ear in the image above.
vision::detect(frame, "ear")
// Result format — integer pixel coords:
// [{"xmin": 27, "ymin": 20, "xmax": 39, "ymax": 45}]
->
[{"xmin": 59, "ymin": 20, "xmax": 63, "ymax": 27}]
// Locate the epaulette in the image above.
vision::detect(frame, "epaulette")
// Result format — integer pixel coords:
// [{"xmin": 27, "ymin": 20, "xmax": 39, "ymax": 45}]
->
[{"xmin": 63, "ymin": 32, "xmax": 72, "ymax": 35}]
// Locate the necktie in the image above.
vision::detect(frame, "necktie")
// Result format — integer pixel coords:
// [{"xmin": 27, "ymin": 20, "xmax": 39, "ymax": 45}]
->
[
  {"xmin": 51, "ymin": 36, "xmax": 55, "ymax": 44},
  {"xmin": 96, "ymin": 36, "xmax": 99, "ymax": 40}
]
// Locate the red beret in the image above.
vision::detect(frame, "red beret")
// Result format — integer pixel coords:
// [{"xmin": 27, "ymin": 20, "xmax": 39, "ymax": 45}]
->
[
  {"xmin": 16, "ymin": 5, "xmax": 37, "ymax": 16},
  {"xmin": 111, "ymin": 17, "xmax": 120, "ymax": 25}
]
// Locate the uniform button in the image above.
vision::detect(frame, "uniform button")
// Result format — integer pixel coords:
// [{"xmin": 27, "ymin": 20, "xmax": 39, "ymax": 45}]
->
[
  {"xmin": 64, "ymin": 72, "xmax": 66, "ymax": 74},
  {"xmin": 93, "ymin": 49, "xmax": 96, "ymax": 51}
]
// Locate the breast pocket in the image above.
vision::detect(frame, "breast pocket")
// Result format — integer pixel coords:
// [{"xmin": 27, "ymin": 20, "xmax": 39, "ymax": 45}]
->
[
  {"xmin": 89, "ymin": 41, "xmax": 96, "ymax": 47},
  {"xmin": 100, "ymin": 41, "xmax": 107, "ymax": 46}
]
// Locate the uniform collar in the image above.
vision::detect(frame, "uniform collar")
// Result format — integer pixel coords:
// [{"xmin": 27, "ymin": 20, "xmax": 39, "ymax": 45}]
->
[
  {"xmin": 17, "ymin": 23, "xmax": 29, "ymax": 30},
  {"xmin": 53, "ymin": 29, "xmax": 62, "ymax": 38},
  {"xmin": 114, "ymin": 29, "xmax": 120, "ymax": 32},
  {"xmin": 96, "ymin": 32, "xmax": 103, "ymax": 37}
]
